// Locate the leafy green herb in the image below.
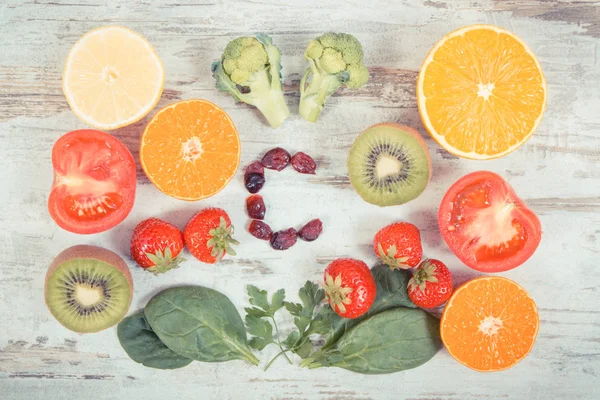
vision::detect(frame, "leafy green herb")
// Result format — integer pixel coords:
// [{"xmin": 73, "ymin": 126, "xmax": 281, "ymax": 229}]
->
[
  {"xmin": 301, "ymin": 308, "xmax": 442, "ymax": 374},
  {"xmin": 282, "ymin": 281, "xmax": 329, "ymax": 358},
  {"xmin": 117, "ymin": 311, "xmax": 192, "ymax": 370},
  {"xmin": 322, "ymin": 265, "xmax": 417, "ymax": 348},
  {"xmin": 244, "ymin": 286, "xmax": 291, "ymax": 367},
  {"xmin": 144, "ymin": 286, "xmax": 259, "ymax": 365}
]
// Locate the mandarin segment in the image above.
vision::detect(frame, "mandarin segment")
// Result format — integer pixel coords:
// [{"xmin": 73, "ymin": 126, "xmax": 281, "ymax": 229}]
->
[
  {"xmin": 417, "ymin": 24, "xmax": 547, "ymax": 159},
  {"xmin": 440, "ymin": 276, "xmax": 539, "ymax": 372},
  {"xmin": 140, "ymin": 100, "xmax": 240, "ymax": 201}
]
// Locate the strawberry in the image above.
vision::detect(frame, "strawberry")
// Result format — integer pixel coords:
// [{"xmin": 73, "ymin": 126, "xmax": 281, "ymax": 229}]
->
[
  {"xmin": 408, "ymin": 259, "xmax": 454, "ymax": 308},
  {"xmin": 323, "ymin": 258, "xmax": 376, "ymax": 319},
  {"xmin": 130, "ymin": 218, "xmax": 185, "ymax": 275},
  {"xmin": 373, "ymin": 222, "xmax": 422, "ymax": 269},
  {"xmin": 184, "ymin": 208, "xmax": 239, "ymax": 264}
]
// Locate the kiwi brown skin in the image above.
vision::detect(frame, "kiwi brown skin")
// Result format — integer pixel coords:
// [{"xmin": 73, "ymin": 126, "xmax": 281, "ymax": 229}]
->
[
  {"xmin": 44, "ymin": 245, "xmax": 133, "ymax": 333},
  {"xmin": 347, "ymin": 123, "xmax": 432, "ymax": 203}
]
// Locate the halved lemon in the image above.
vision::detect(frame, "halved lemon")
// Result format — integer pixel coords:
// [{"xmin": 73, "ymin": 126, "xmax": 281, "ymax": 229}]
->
[
  {"xmin": 62, "ymin": 26, "xmax": 165, "ymax": 130},
  {"xmin": 417, "ymin": 25, "xmax": 547, "ymax": 159}
]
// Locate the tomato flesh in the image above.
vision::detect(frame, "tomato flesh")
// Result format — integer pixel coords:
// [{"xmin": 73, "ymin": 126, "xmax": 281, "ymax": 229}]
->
[
  {"xmin": 48, "ymin": 130, "xmax": 136, "ymax": 234},
  {"xmin": 439, "ymin": 171, "xmax": 541, "ymax": 272}
]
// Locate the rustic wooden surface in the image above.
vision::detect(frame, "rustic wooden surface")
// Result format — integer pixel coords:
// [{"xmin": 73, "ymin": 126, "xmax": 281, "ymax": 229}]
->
[{"xmin": 1, "ymin": 0, "xmax": 600, "ymax": 399}]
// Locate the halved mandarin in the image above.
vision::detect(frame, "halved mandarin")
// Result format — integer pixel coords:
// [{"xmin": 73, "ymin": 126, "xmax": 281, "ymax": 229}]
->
[
  {"xmin": 417, "ymin": 25, "xmax": 547, "ymax": 159},
  {"xmin": 440, "ymin": 276, "xmax": 539, "ymax": 372},
  {"xmin": 140, "ymin": 100, "xmax": 241, "ymax": 201}
]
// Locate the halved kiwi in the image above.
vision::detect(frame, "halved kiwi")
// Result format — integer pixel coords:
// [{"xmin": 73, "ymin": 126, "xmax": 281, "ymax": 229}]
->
[
  {"xmin": 347, "ymin": 123, "xmax": 431, "ymax": 207},
  {"xmin": 45, "ymin": 245, "xmax": 133, "ymax": 333}
]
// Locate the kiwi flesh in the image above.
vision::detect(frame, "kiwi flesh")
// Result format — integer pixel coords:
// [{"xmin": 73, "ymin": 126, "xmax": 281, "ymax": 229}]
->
[
  {"xmin": 347, "ymin": 123, "xmax": 431, "ymax": 207},
  {"xmin": 45, "ymin": 245, "xmax": 133, "ymax": 333}
]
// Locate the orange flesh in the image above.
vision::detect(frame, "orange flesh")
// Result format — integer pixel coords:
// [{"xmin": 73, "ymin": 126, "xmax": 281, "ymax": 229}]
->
[
  {"xmin": 419, "ymin": 25, "xmax": 546, "ymax": 159},
  {"xmin": 140, "ymin": 100, "xmax": 240, "ymax": 201},
  {"xmin": 449, "ymin": 179, "xmax": 527, "ymax": 263},
  {"xmin": 441, "ymin": 277, "xmax": 539, "ymax": 372}
]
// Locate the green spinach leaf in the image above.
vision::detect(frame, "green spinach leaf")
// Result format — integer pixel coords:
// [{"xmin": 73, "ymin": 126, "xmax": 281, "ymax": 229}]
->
[
  {"xmin": 117, "ymin": 311, "xmax": 192, "ymax": 370},
  {"xmin": 322, "ymin": 265, "xmax": 417, "ymax": 347},
  {"xmin": 144, "ymin": 286, "xmax": 259, "ymax": 365},
  {"xmin": 304, "ymin": 308, "xmax": 441, "ymax": 374}
]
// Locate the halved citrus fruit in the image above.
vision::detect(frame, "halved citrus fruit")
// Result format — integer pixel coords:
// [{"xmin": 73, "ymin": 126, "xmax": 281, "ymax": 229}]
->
[
  {"xmin": 440, "ymin": 276, "xmax": 539, "ymax": 372},
  {"xmin": 140, "ymin": 99, "xmax": 241, "ymax": 201},
  {"xmin": 417, "ymin": 25, "xmax": 547, "ymax": 159},
  {"xmin": 63, "ymin": 26, "xmax": 165, "ymax": 130}
]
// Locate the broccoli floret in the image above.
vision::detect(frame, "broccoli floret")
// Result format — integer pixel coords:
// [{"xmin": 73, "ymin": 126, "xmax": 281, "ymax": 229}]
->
[
  {"xmin": 212, "ymin": 34, "xmax": 290, "ymax": 128},
  {"xmin": 299, "ymin": 32, "xmax": 369, "ymax": 122}
]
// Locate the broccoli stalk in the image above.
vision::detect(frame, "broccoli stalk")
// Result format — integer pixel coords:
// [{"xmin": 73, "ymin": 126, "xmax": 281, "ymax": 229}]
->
[
  {"xmin": 299, "ymin": 33, "xmax": 370, "ymax": 123},
  {"xmin": 212, "ymin": 34, "xmax": 290, "ymax": 128}
]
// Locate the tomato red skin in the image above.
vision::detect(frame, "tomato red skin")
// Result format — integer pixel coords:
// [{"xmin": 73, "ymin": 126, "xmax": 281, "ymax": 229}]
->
[
  {"xmin": 438, "ymin": 171, "xmax": 542, "ymax": 273},
  {"xmin": 324, "ymin": 259, "xmax": 376, "ymax": 319},
  {"xmin": 48, "ymin": 130, "xmax": 136, "ymax": 234}
]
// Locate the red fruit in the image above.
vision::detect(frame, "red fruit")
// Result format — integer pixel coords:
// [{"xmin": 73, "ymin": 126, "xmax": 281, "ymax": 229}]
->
[
  {"xmin": 298, "ymin": 219, "xmax": 323, "ymax": 241},
  {"xmin": 244, "ymin": 161, "xmax": 266, "ymax": 193},
  {"xmin": 48, "ymin": 129, "xmax": 136, "ymax": 234},
  {"xmin": 130, "ymin": 218, "xmax": 185, "ymax": 274},
  {"xmin": 323, "ymin": 258, "xmax": 376, "ymax": 319},
  {"xmin": 291, "ymin": 152, "xmax": 316, "ymax": 174},
  {"xmin": 244, "ymin": 173, "xmax": 265, "ymax": 194},
  {"xmin": 246, "ymin": 195, "xmax": 266, "ymax": 220},
  {"xmin": 261, "ymin": 147, "xmax": 291, "ymax": 171},
  {"xmin": 408, "ymin": 259, "xmax": 453, "ymax": 308},
  {"xmin": 184, "ymin": 208, "xmax": 239, "ymax": 263},
  {"xmin": 270, "ymin": 228, "xmax": 297, "ymax": 250},
  {"xmin": 373, "ymin": 222, "xmax": 422, "ymax": 269},
  {"xmin": 246, "ymin": 161, "xmax": 264, "ymax": 176},
  {"xmin": 438, "ymin": 171, "xmax": 542, "ymax": 273},
  {"xmin": 248, "ymin": 220, "xmax": 272, "ymax": 240}
]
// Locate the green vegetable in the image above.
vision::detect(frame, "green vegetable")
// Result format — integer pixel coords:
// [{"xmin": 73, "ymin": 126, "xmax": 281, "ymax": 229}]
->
[
  {"xmin": 245, "ymin": 282, "xmax": 329, "ymax": 370},
  {"xmin": 299, "ymin": 32, "xmax": 369, "ymax": 122},
  {"xmin": 282, "ymin": 281, "xmax": 330, "ymax": 358},
  {"xmin": 212, "ymin": 34, "xmax": 290, "ymax": 128},
  {"xmin": 321, "ymin": 266, "xmax": 417, "ymax": 347},
  {"xmin": 301, "ymin": 308, "xmax": 442, "ymax": 374},
  {"xmin": 144, "ymin": 286, "xmax": 259, "ymax": 365},
  {"xmin": 117, "ymin": 311, "xmax": 192, "ymax": 370},
  {"xmin": 244, "ymin": 285, "xmax": 291, "ymax": 366}
]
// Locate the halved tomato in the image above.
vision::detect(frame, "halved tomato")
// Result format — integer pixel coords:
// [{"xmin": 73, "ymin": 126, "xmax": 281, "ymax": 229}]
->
[
  {"xmin": 438, "ymin": 171, "xmax": 541, "ymax": 272},
  {"xmin": 48, "ymin": 130, "xmax": 137, "ymax": 234}
]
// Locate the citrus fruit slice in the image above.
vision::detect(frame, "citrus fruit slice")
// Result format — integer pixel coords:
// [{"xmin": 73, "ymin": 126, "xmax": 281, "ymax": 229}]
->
[
  {"xmin": 63, "ymin": 26, "xmax": 165, "ymax": 130},
  {"xmin": 140, "ymin": 99, "xmax": 241, "ymax": 201},
  {"xmin": 440, "ymin": 276, "xmax": 539, "ymax": 372},
  {"xmin": 417, "ymin": 25, "xmax": 547, "ymax": 159}
]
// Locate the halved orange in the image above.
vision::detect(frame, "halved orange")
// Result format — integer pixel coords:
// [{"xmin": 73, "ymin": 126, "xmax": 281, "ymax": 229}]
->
[
  {"xmin": 440, "ymin": 276, "xmax": 539, "ymax": 372},
  {"xmin": 140, "ymin": 100, "xmax": 240, "ymax": 201},
  {"xmin": 417, "ymin": 25, "xmax": 547, "ymax": 159},
  {"xmin": 63, "ymin": 26, "xmax": 165, "ymax": 130}
]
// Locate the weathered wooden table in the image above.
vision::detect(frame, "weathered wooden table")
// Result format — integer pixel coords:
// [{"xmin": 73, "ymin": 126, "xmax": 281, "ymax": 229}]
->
[{"xmin": 1, "ymin": 1, "xmax": 599, "ymax": 399}]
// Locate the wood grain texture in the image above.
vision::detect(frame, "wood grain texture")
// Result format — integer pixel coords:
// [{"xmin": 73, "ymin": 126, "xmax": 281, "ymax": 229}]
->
[{"xmin": 1, "ymin": 0, "xmax": 600, "ymax": 399}]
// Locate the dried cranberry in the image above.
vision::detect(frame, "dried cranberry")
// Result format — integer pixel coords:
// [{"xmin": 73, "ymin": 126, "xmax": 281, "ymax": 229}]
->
[
  {"xmin": 246, "ymin": 195, "xmax": 266, "ymax": 220},
  {"xmin": 246, "ymin": 161, "xmax": 264, "ymax": 176},
  {"xmin": 270, "ymin": 228, "xmax": 297, "ymax": 250},
  {"xmin": 249, "ymin": 220, "xmax": 272, "ymax": 240},
  {"xmin": 298, "ymin": 219, "xmax": 323, "ymax": 241},
  {"xmin": 291, "ymin": 152, "xmax": 317, "ymax": 175},
  {"xmin": 244, "ymin": 173, "xmax": 265, "ymax": 194},
  {"xmin": 261, "ymin": 148, "xmax": 291, "ymax": 171}
]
